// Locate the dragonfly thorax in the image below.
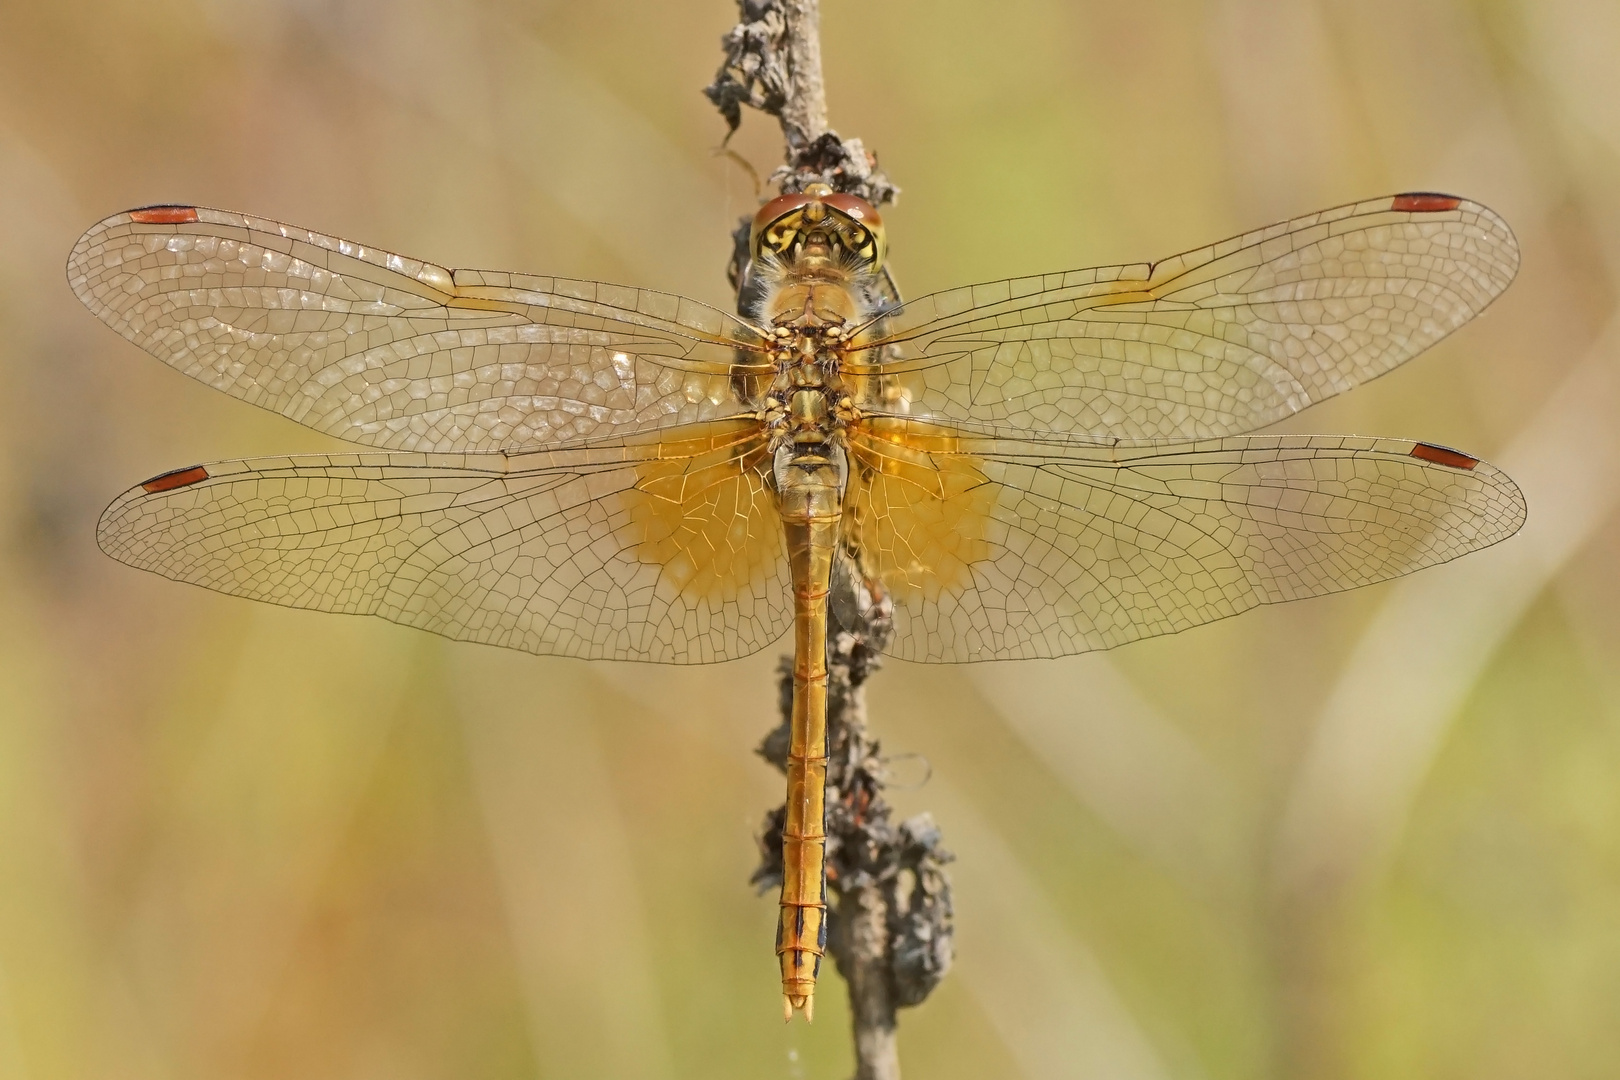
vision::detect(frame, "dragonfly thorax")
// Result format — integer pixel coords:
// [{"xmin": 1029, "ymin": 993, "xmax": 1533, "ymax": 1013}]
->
[
  {"xmin": 760, "ymin": 320, "xmax": 859, "ymax": 451},
  {"xmin": 756, "ymin": 290, "xmax": 864, "ymax": 450}
]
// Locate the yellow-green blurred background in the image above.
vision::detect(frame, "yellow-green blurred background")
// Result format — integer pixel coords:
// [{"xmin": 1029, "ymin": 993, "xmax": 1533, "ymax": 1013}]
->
[{"xmin": 1, "ymin": 1, "xmax": 1617, "ymax": 1077}]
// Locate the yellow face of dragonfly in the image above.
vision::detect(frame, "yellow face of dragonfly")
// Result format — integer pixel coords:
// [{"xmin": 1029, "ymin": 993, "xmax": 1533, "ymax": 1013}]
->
[{"xmin": 750, "ymin": 182, "xmax": 886, "ymax": 273}]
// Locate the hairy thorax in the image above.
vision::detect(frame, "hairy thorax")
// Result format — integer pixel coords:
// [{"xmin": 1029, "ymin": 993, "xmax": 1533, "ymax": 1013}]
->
[{"xmin": 754, "ymin": 257, "xmax": 879, "ymax": 457}]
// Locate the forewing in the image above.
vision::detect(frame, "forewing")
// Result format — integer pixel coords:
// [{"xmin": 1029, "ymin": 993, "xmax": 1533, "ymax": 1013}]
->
[
  {"xmin": 99, "ymin": 420, "xmax": 790, "ymax": 663},
  {"xmin": 848, "ymin": 194, "xmax": 1517, "ymax": 440},
  {"xmin": 845, "ymin": 424, "xmax": 1525, "ymax": 662},
  {"xmin": 69, "ymin": 206, "xmax": 769, "ymax": 453}
]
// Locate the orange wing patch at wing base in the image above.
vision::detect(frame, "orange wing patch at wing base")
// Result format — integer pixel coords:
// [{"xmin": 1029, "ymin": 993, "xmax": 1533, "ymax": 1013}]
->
[
  {"xmin": 624, "ymin": 420, "xmax": 784, "ymax": 605},
  {"xmin": 844, "ymin": 420, "xmax": 998, "ymax": 605}
]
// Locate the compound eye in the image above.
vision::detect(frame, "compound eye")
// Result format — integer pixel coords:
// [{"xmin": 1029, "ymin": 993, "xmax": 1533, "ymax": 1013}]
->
[
  {"xmin": 751, "ymin": 192, "xmax": 819, "ymax": 259},
  {"xmin": 821, "ymin": 192, "xmax": 881, "ymax": 230},
  {"xmin": 753, "ymin": 191, "xmax": 815, "ymax": 233}
]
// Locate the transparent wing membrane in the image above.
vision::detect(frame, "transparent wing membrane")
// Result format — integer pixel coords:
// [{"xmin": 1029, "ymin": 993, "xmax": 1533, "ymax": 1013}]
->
[
  {"xmin": 98, "ymin": 420, "xmax": 789, "ymax": 663},
  {"xmin": 79, "ymin": 195, "xmax": 1527, "ymax": 665},
  {"xmin": 849, "ymin": 194, "xmax": 1518, "ymax": 441},
  {"xmin": 846, "ymin": 426, "xmax": 1526, "ymax": 662},
  {"xmin": 68, "ymin": 207, "xmax": 768, "ymax": 453}
]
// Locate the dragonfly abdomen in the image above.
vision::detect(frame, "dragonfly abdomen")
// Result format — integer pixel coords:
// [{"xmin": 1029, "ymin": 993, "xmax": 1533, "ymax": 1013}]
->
[{"xmin": 774, "ymin": 445, "xmax": 845, "ymax": 1021}]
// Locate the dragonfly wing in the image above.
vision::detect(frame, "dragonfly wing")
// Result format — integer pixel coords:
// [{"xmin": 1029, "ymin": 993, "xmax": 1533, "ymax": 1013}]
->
[
  {"xmin": 845, "ymin": 424, "xmax": 1526, "ymax": 662},
  {"xmin": 99, "ymin": 420, "xmax": 790, "ymax": 663},
  {"xmin": 851, "ymin": 194, "xmax": 1517, "ymax": 440},
  {"xmin": 69, "ymin": 206, "xmax": 768, "ymax": 453}
]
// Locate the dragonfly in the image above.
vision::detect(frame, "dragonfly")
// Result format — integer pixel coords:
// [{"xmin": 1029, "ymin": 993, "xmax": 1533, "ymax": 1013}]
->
[{"xmin": 69, "ymin": 187, "xmax": 1524, "ymax": 1022}]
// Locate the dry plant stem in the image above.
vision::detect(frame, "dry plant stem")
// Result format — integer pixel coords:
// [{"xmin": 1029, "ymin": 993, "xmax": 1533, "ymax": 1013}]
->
[
  {"xmin": 779, "ymin": 0, "xmax": 829, "ymax": 147},
  {"xmin": 844, "ymin": 884, "xmax": 898, "ymax": 1077},
  {"xmin": 823, "ymin": 572, "xmax": 900, "ymax": 1074}
]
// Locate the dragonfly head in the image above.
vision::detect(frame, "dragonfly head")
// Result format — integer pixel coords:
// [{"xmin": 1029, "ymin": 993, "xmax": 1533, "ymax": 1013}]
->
[{"xmin": 751, "ymin": 183, "xmax": 886, "ymax": 275}]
